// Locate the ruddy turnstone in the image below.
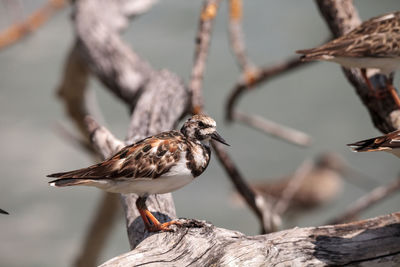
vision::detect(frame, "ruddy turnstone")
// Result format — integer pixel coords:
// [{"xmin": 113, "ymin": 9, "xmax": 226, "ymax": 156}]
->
[
  {"xmin": 347, "ymin": 130, "xmax": 400, "ymax": 158},
  {"xmin": 47, "ymin": 114, "xmax": 229, "ymax": 231},
  {"xmin": 297, "ymin": 11, "xmax": 400, "ymax": 107}
]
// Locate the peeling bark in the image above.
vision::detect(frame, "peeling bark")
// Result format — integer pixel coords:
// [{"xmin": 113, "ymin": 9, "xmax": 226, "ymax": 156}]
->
[{"xmin": 101, "ymin": 213, "xmax": 400, "ymax": 266}]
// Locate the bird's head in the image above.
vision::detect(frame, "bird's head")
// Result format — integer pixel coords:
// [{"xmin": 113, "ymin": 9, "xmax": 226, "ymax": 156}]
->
[{"xmin": 181, "ymin": 114, "xmax": 229, "ymax": 146}]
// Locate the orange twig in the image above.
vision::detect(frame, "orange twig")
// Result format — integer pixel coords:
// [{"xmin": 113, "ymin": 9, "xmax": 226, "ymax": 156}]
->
[{"xmin": 0, "ymin": 0, "xmax": 67, "ymax": 49}]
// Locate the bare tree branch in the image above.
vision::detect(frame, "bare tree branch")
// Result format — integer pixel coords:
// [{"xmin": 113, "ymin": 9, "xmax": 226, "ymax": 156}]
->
[
  {"xmin": 190, "ymin": 0, "xmax": 222, "ymax": 114},
  {"xmin": 328, "ymin": 176, "xmax": 400, "ymax": 225},
  {"xmin": 100, "ymin": 213, "xmax": 400, "ymax": 266},
  {"xmin": 228, "ymin": 0, "xmax": 254, "ymax": 73},
  {"xmin": 226, "ymin": 57, "xmax": 311, "ymax": 121},
  {"xmin": 212, "ymin": 141, "xmax": 280, "ymax": 233},
  {"xmin": 0, "ymin": 0, "xmax": 66, "ymax": 50},
  {"xmin": 233, "ymin": 110, "xmax": 311, "ymax": 147},
  {"xmin": 273, "ymin": 159, "xmax": 314, "ymax": 215}
]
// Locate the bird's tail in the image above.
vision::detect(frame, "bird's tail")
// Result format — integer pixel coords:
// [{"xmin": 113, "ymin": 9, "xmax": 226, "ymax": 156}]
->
[
  {"xmin": 296, "ymin": 48, "xmax": 335, "ymax": 62},
  {"xmin": 347, "ymin": 137, "xmax": 383, "ymax": 152},
  {"xmin": 49, "ymin": 178, "xmax": 95, "ymax": 187}
]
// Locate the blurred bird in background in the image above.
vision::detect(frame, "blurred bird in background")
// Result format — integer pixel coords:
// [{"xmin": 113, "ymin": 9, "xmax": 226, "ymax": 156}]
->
[{"xmin": 230, "ymin": 153, "xmax": 376, "ymax": 218}]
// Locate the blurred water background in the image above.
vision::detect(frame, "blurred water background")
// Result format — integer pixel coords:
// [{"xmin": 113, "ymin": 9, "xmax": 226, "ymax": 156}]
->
[{"xmin": 0, "ymin": 0, "xmax": 399, "ymax": 266}]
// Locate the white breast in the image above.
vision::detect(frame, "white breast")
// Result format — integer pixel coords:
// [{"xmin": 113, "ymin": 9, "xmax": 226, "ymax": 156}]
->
[{"xmin": 330, "ymin": 57, "xmax": 400, "ymax": 76}]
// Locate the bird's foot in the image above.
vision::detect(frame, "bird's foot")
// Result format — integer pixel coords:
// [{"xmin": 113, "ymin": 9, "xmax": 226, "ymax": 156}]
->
[
  {"xmin": 147, "ymin": 220, "xmax": 182, "ymax": 232},
  {"xmin": 367, "ymin": 89, "xmax": 388, "ymax": 100}
]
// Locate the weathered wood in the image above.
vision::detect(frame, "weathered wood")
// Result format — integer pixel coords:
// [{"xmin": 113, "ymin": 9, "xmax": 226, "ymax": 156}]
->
[{"xmin": 100, "ymin": 213, "xmax": 400, "ymax": 266}]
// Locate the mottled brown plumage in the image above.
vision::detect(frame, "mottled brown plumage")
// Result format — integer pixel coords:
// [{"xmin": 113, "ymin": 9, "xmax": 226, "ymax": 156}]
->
[
  {"xmin": 297, "ymin": 11, "xmax": 400, "ymax": 61},
  {"xmin": 49, "ymin": 131, "xmax": 185, "ymax": 181}
]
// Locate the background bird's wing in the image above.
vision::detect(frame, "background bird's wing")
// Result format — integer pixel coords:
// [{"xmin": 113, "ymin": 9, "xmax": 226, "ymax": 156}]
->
[
  {"xmin": 297, "ymin": 11, "xmax": 400, "ymax": 59},
  {"xmin": 47, "ymin": 131, "xmax": 185, "ymax": 180}
]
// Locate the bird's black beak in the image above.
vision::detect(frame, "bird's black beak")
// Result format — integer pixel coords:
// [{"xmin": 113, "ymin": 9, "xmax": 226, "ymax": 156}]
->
[
  {"xmin": 211, "ymin": 132, "xmax": 230, "ymax": 146},
  {"xmin": 0, "ymin": 208, "xmax": 9, "ymax": 215}
]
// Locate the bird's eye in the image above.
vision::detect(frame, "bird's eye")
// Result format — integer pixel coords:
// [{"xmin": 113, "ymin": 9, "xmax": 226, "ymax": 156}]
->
[{"xmin": 198, "ymin": 121, "xmax": 205, "ymax": 127}]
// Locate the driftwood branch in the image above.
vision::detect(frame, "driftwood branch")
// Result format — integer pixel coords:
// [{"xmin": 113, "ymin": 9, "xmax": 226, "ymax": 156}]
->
[
  {"xmin": 314, "ymin": 0, "xmax": 400, "ymax": 132},
  {"xmin": 101, "ymin": 212, "xmax": 400, "ymax": 266}
]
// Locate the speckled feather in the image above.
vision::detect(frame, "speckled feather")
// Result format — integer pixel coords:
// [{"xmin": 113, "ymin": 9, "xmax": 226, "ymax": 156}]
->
[
  {"xmin": 48, "ymin": 131, "xmax": 193, "ymax": 181},
  {"xmin": 347, "ymin": 130, "xmax": 400, "ymax": 153},
  {"xmin": 297, "ymin": 11, "xmax": 400, "ymax": 59}
]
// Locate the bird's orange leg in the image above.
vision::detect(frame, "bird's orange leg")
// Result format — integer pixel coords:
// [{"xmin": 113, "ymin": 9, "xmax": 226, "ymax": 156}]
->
[
  {"xmin": 138, "ymin": 208, "xmax": 152, "ymax": 231},
  {"xmin": 361, "ymin": 68, "xmax": 394, "ymax": 100},
  {"xmin": 136, "ymin": 196, "xmax": 181, "ymax": 232},
  {"xmin": 361, "ymin": 68, "xmax": 376, "ymax": 93},
  {"xmin": 142, "ymin": 209, "xmax": 181, "ymax": 232},
  {"xmin": 386, "ymin": 80, "xmax": 400, "ymax": 108}
]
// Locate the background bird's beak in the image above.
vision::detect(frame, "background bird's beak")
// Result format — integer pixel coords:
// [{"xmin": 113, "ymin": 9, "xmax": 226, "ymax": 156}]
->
[{"xmin": 211, "ymin": 132, "xmax": 230, "ymax": 146}]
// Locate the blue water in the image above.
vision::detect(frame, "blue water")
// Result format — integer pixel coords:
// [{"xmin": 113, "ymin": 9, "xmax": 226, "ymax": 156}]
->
[{"xmin": 1, "ymin": 1, "xmax": 399, "ymax": 266}]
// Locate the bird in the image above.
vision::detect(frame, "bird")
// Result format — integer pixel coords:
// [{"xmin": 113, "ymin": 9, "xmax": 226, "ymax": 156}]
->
[
  {"xmin": 0, "ymin": 208, "xmax": 9, "ymax": 215},
  {"xmin": 47, "ymin": 114, "xmax": 229, "ymax": 232},
  {"xmin": 296, "ymin": 11, "xmax": 400, "ymax": 107},
  {"xmin": 347, "ymin": 130, "xmax": 400, "ymax": 158},
  {"xmin": 231, "ymin": 153, "xmax": 344, "ymax": 214}
]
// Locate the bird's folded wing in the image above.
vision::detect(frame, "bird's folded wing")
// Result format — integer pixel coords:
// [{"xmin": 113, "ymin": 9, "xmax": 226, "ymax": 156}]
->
[{"xmin": 47, "ymin": 131, "xmax": 185, "ymax": 180}]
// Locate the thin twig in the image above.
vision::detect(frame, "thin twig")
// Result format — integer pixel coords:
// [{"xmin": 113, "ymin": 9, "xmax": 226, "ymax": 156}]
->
[
  {"xmin": 0, "ymin": 0, "xmax": 66, "ymax": 50},
  {"xmin": 212, "ymin": 142, "xmax": 279, "ymax": 233},
  {"xmin": 233, "ymin": 110, "xmax": 311, "ymax": 147},
  {"xmin": 228, "ymin": 0, "xmax": 254, "ymax": 73},
  {"xmin": 327, "ymin": 176, "xmax": 400, "ymax": 225},
  {"xmin": 272, "ymin": 159, "xmax": 314, "ymax": 215},
  {"xmin": 190, "ymin": 0, "xmax": 222, "ymax": 114},
  {"xmin": 226, "ymin": 57, "xmax": 311, "ymax": 121},
  {"xmin": 189, "ymin": 0, "xmax": 276, "ymax": 234}
]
